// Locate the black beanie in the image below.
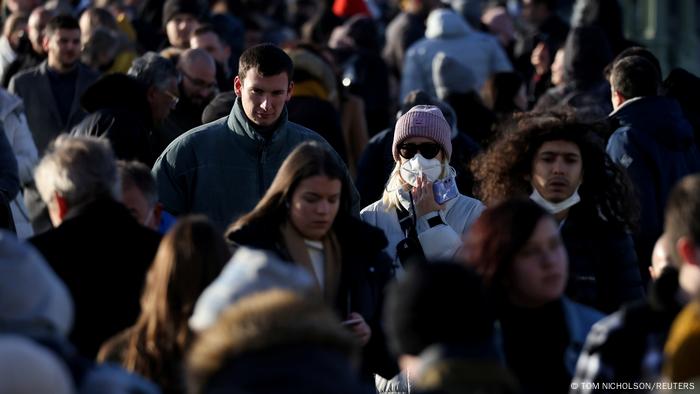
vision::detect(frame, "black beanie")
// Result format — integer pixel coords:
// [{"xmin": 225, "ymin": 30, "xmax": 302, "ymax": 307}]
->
[
  {"xmin": 383, "ymin": 262, "xmax": 495, "ymax": 356},
  {"xmin": 162, "ymin": 0, "xmax": 203, "ymax": 28}
]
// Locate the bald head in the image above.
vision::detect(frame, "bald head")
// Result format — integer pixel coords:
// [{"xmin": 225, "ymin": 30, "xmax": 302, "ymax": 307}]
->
[
  {"xmin": 28, "ymin": 6, "xmax": 54, "ymax": 54},
  {"xmin": 177, "ymin": 48, "xmax": 218, "ymax": 107}
]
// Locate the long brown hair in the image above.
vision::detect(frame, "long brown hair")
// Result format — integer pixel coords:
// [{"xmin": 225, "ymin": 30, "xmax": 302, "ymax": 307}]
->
[
  {"xmin": 226, "ymin": 141, "xmax": 351, "ymax": 235},
  {"xmin": 122, "ymin": 215, "xmax": 230, "ymax": 389}
]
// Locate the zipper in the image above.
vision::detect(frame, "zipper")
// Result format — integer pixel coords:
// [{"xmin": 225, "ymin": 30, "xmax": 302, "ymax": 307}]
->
[{"xmin": 257, "ymin": 142, "xmax": 267, "ymax": 196}]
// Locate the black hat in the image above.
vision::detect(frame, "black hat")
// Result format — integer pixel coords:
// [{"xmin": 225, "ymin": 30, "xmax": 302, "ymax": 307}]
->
[
  {"xmin": 384, "ymin": 262, "xmax": 495, "ymax": 356},
  {"xmin": 201, "ymin": 91, "xmax": 236, "ymax": 124},
  {"xmin": 162, "ymin": 0, "xmax": 203, "ymax": 28}
]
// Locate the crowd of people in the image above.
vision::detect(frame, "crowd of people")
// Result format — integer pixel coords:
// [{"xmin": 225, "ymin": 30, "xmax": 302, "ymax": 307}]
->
[{"xmin": 1, "ymin": 0, "xmax": 700, "ymax": 392}]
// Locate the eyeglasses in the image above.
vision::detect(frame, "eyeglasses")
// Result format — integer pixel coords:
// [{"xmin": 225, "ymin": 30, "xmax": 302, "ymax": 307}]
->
[
  {"xmin": 162, "ymin": 90, "xmax": 179, "ymax": 109},
  {"xmin": 180, "ymin": 70, "xmax": 218, "ymax": 91},
  {"xmin": 398, "ymin": 142, "xmax": 441, "ymax": 160}
]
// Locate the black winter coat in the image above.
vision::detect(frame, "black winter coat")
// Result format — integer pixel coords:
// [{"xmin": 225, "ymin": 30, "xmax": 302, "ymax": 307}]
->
[
  {"xmin": 561, "ymin": 204, "xmax": 644, "ymax": 313},
  {"xmin": 71, "ymin": 73, "xmax": 157, "ymax": 166},
  {"xmin": 30, "ymin": 198, "xmax": 161, "ymax": 358}
]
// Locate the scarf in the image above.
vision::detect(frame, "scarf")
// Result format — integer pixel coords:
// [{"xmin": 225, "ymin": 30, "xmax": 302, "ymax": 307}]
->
[{"xmin": 281, "ymin": 221, "xmax": 342, "ymax": 305}]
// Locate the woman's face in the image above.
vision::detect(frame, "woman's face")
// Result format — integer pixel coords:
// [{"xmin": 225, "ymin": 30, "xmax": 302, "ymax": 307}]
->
[
  {"xmin": 551, "ymin": 48, "xmax": 565, "ymax": 86},
  {"xmin": 507, "ymin": 217, "xmax": 568, "ymax": 307},
  {"xmin": 288, "ymin": 175, "xmax": 342, "ymax": 240}
]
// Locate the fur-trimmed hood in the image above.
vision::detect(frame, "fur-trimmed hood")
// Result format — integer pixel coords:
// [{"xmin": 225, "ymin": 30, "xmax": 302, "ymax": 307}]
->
[{"xmin": 187, "ymin": 290, "xmax": 363, "ymax": 393}]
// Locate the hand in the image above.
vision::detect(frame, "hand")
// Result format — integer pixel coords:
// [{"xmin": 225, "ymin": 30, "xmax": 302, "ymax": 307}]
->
[
  {"xmin": 412, "ymin": 176, "xmax": 443, "ymax": 218},
  {"xmin": 345, "ymin": 312, "xmax": 371, "ymax": 346},
  {"xmin": 531, "ymin": 42, "xmax": 551, "ymax": 76}
]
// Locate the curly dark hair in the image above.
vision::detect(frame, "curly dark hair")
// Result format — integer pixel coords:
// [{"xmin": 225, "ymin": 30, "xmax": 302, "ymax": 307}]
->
[{"xmin": 471, "ymin": 110, "xmax": 638, "ymax": 231}]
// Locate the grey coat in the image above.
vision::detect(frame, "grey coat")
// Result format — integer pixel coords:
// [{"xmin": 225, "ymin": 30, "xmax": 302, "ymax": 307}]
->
[{"xmin": 8, "ymin": 61, "xmax": 97, "ymax": 151}]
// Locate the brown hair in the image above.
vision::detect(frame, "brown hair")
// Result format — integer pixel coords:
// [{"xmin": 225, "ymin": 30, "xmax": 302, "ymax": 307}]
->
[
  {"xmin": 226, "ymin": 141, "xmax": 350, "ymax": 235},
  {"xmin": 471, "ymin": 110, "xmax": 638, "ymax": 231},
  {"xmin": 121, "ymin": 215, "xmax": 230, "ymax": 389},
  {"xmin": 464, "ymin": 198, "xmax": 550, "ymax": 289},
  {"xmin": 664, "ymin": 174, "xmax": 700, "ymax": 266}
]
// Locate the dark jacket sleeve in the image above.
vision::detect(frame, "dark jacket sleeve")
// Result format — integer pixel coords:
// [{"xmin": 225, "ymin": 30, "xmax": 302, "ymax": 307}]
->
[
  {"xmin": 600, "ymin": 231, "xmax": 645, "ymax": 311},
  {"xmin": 0, "ymin": 123, "xmax": 19, "ymax": 203}
]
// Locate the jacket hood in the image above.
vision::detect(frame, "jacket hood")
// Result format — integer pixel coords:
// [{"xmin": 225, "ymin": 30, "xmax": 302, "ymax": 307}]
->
[
  {"xmin": 0, "ymin": 231, "xmax": 74, "ymax": 336},
  {"xmin": 425, "ymin": 9, "xmax": 472, "ymax": 39},
  {"xmin": 79, "ymin": 73, "xmax": 150, "ymax": 114},
  {"xmin": 0, "ymin": 89, "xmax": 22, "ymax": 120},
  {"xmin": 563, "ymin": 26, "xmax": 612, "ymax": 88},
  {"xmin": 612, "ymin": 96, "xmax": 695, "ymax": 150},
  {"xmin": 189, "ymin": 247, "xmax": 316, "ymax": 332}
]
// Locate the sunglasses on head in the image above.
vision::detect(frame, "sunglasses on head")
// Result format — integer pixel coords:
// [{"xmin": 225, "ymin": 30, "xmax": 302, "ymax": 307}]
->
[{"xmin": 399, "ymin": 142, "xmax": 441, "ymax": 160}]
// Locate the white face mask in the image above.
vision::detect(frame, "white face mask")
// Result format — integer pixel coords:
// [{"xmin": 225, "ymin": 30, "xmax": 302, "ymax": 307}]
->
[
  {"xmin": 399, "ymin": 154, "xmax": 442, "ymax": 187},
  {"xmin": 529, "ymin": 187, "xmax": 581, "ymax": 215}
]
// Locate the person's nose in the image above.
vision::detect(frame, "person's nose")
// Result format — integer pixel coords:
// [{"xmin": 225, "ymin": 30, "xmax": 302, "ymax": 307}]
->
[
  {"xmin": 260, "ymin": 97, "xmax": 269, "ymax": 111},
  {"xmin": 316, "ymin": 200, "xmax": 330, "ymax": 215},
  {"xmin": 552, "ymin": 157, "xmax": 565, "ymax": 174}
]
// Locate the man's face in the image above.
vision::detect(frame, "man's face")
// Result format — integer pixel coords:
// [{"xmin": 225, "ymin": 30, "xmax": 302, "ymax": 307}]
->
[
  {"xmin": 180, "ymin": 59, "xmax": 217, "ymax": 107},
  {"xmin": 45, "ymin": 28, "xmax": 81, "ymax": 70},
  {"xmin": 148, "ymin": 77, "xmax": 180, "ymax": 123},
  {"xmin": 190, "ymin": 32, "xmax": 230, "ymax": 66},
  {"xmin": 234, "ymin": 68, "xmax": 293, "ymax": 127},
  {"xmin": 165, "ymin": 13, "xmax": 198, "ymax": 49},
  {"xmin": 7, "ymin": 0, "xmax": 38, "ymax": 15},
  {"xmin": 28, "ymin": 11, "xmax": 50, "ymax": 54},
  {"xmin": 121, "ymin": 183, "xmax": 158, "ymax": 230},
  {"xmin": 530, "ymin": 140, "xmax": 583, "ymax": 203},
  {"xmin": 521, "ymin": 0, "xmax": 547, "ymax": 26}
]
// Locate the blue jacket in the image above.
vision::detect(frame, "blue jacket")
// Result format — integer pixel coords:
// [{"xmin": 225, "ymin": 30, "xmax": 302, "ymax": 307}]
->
[
  {"xmin": 152, "ymin": 97, "xmax": 359, "ymax": 231},
  {"xmin": 607, "ymin": 96, "xmax": 700, "ymax": 271}
]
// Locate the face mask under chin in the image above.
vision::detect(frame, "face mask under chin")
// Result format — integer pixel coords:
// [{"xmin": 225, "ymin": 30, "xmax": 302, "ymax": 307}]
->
[{"xmin": 529, "ymin": 186, "xmax": 582, "ymax": 215}]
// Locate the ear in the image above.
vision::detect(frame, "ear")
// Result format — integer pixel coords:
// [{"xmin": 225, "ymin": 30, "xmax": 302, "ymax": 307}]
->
[
  {"xmin": 42, "ymin": 35, "xmax": 50, "ymax": 52},
  {"xmin": 612, "ymin": 89, "xmax": 626, "ymax": 108},
  {"xmin": 677, "ymin": 236, "xmax": 700, "ymax": 267},
  {"xmin": 233, "ymin": 75, "xmax": 242, "ymax": 97},
  {"xmin": 286, "ymin": 80, "xmax": 294, "ymax": 102},
  {"xmin": 47, "ymin": 192, "xmax": 70, "ymax": 227},
  {"xmin": 54, "ymin": 193, "xmax": 68, "ymax": 219},
  {"xmin": 146, "ymin": 85, "xmax": 158, "ymax": 104},
  {"xmin": 152, "ymin": 202, "xmax": 163, "ymax": 227}
]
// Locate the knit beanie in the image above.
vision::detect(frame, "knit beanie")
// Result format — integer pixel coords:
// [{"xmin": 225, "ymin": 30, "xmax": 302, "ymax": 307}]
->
[
  {"xmin": 162, "ymin": 0, "xmax": 203, "ymax": 28},
  {"xmin": 392, "ymin": 105, "xmax": 452, "ymax": 161}
]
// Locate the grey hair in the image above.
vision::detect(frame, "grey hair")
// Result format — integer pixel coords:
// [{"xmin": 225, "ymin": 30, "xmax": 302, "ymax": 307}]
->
[
  {"xmin": 128, "ymin": 51, "xmax": 179, "ymax": 90},
  {"xmin": 34, "ymin": 135, "xmax": 120, "ymax": 209},
  {"xmin": 117, "ymin": 160, "xmax": 158, "ymax": 207}
]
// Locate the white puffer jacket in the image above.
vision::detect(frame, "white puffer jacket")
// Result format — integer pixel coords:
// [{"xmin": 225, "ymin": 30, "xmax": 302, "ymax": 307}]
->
[
  {"xmin": 0, "ymin": 89, "xmax": 38, "ymax": 238},
  {"xmin": 360, "ymin": 193, "xmax": 484, "ymax": 265}
]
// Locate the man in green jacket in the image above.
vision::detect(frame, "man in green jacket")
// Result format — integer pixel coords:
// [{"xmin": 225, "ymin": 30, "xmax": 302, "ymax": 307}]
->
[{"xmin": 152, "ymin": 43, "xmax": 358, "ymax": 231}]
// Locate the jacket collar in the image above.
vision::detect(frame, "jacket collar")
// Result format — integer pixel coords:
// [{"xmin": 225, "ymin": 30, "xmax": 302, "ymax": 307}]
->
[{"xmin": 227, "ymin": 96, "xmax": 290, "ymax": 144}]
